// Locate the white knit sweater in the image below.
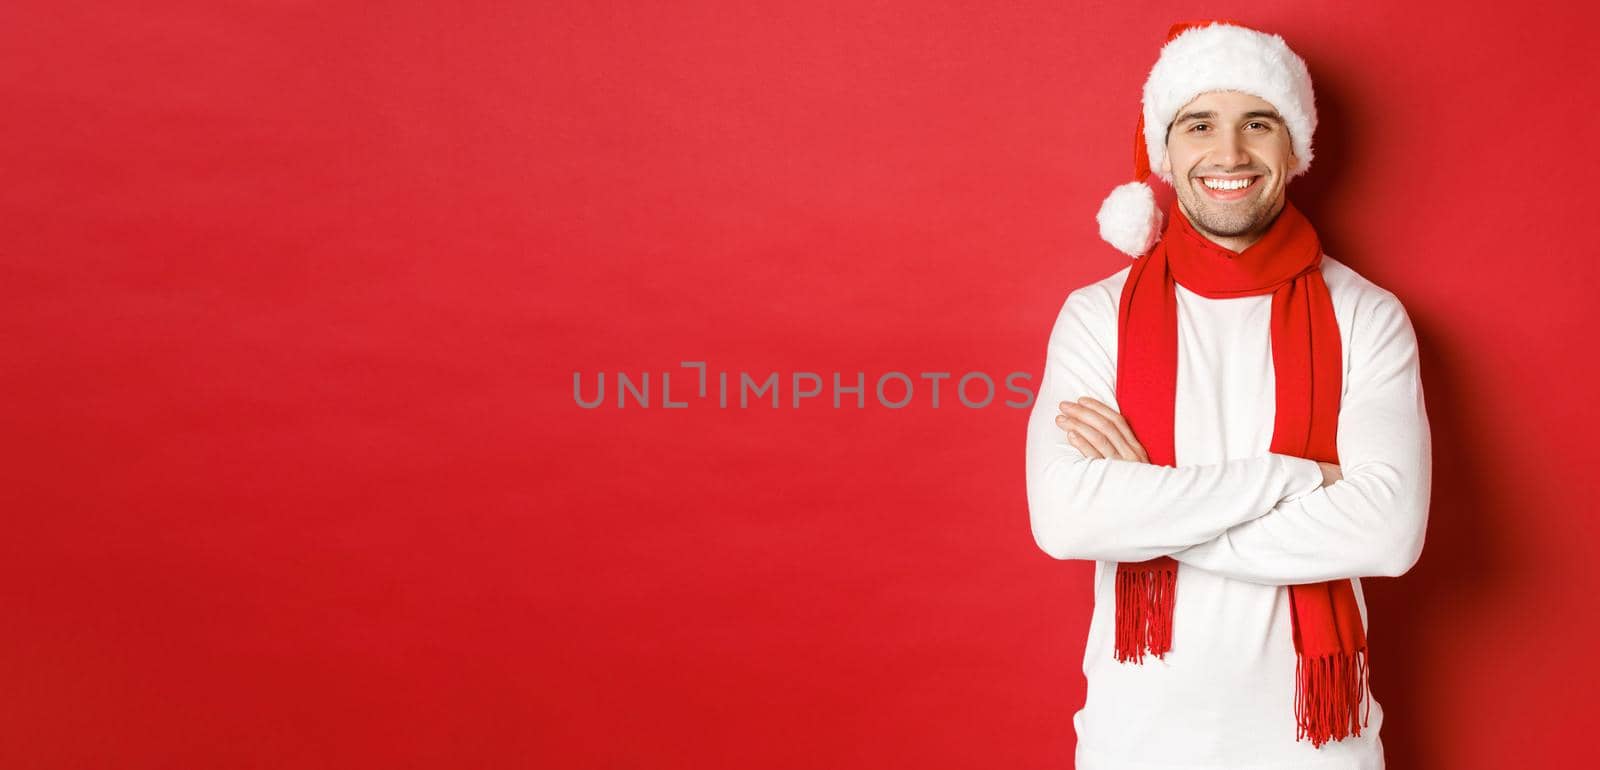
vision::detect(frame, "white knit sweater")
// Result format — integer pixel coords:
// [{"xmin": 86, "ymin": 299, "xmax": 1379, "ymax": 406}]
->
[{"xmin": 1024, "ymin": 254, "xmax": 1432, "ymax": 770}]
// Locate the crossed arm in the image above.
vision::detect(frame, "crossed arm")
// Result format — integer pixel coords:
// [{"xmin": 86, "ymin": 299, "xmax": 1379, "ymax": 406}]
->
[{"xmin": 1023, "ymin": 282, "xmax": 1432, "ymax": 586}]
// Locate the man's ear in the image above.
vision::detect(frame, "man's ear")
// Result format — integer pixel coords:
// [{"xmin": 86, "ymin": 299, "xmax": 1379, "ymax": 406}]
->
[{"xmin": 1160, "ymin": 153, "xmax": 1171, "ymax": 179}]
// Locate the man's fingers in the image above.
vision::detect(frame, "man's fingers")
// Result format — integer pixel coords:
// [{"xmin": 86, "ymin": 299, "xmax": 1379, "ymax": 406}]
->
[
  {"xmin": 1076, "ymin": 397, "xmax": 1149, "ymax": 463},
  {"xmin": 1063, "ymin": 402, "xmax": 1136, "ymax": 460},
  {"xmin": 1059, "ymin": 399, "xmax": 1150, "ymax": 463},
  {"xmin": 1063, "ymin": 417, "xmax": 1122, "ymax": 460},
  {"xmin": 1076, "ymin": 397, "xmax": 1142, "ymax": 452},
  {"xmin": 1056, "ymin": 414, "xmax": 1105, "ymax": 458},
  {"xmin": 1066, "ymin": 429, "xmax": 1105, "ymax": 459},
  {"xmin": 1071, "ymin": 426, "xmax": 1114, "ymax": 459}
]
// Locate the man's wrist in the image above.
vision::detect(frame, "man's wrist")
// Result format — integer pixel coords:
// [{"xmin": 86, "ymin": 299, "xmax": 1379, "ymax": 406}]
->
[{"xmin": 1272, "ymin": 453, "xmax": 1325, "ymax": 503}]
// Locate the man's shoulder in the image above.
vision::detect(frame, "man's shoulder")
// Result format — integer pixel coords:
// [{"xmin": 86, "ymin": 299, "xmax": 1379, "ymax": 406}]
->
[
  {"xmin": 1320, "ymin": 255, "xmax": 1423, "ymax": 371},
  {"xmin": 1321, "ymin": 254, "xmax": 1412, "ymax": 321},
  {"xmin": 1323, "ymin": 254, "xmax": 1400, "ymax": 302},
  {"xmin": 1037, "ymin": 264, "xmax": 1129, "ymax": 350},
  {"xmin": 1060, "ymin": 264, "xmax": 1133, "ymax": 315}
]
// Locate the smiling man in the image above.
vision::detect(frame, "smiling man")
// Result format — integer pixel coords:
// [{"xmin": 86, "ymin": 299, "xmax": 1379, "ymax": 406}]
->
[{"xmin": 1024, "ymin": 20, "xmax": 1432, "ymax": 770}]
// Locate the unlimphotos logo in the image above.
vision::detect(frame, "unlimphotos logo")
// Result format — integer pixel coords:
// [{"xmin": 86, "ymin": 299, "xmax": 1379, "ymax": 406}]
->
[{"xmin": 574, "ymin": 361, "xmax": 1036, "ymax": 409}]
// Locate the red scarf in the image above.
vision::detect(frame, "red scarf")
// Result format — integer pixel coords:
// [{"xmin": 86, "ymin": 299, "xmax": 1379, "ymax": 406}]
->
[{"xmin": 1112, "ymin": 197, "xmax": 1371, "ymax": 747}]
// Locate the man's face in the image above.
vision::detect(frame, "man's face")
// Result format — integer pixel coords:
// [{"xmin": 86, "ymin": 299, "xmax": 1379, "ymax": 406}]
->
[{"xmin": 1161, "ymin": 90, "xmax": 1298, "ymax": 246}]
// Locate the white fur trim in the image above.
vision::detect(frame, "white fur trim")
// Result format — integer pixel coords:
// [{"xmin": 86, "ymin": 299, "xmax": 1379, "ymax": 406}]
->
[
  {"xmin": 1096, "ymin": 181, "xmax": 1162, "ymax": 257},
  {"xmin": 1141, "ymin": 23, "xmax": 1316, "ymax": 184}
]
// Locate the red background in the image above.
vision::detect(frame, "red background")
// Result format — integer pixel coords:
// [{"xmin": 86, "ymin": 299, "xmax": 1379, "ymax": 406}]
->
[{"xmin": 4, "ymin": 1, "xmax": 1597, "ymax": 767}]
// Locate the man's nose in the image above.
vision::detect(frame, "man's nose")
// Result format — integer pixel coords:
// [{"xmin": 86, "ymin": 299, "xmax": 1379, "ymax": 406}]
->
[{"xmin": 1215, "ymin": 130, "xmax": 1250, "ymax": 168}]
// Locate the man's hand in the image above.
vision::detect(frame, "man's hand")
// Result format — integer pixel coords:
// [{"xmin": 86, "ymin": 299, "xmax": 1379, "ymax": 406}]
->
[
  {"xmin": 1056, "ymin": 396, "xmax": 1345, "ymax": 487},
  {"xmin": 1317, "ymin": 461, "xmax": 1343, "ymax": 487},
  {"xmin": 1055, "ymin": 397, "xmax": 1149, "ymax": 463}
]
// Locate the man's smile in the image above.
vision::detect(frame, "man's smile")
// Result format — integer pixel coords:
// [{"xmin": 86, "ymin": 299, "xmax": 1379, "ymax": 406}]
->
[{"xmin": 1195, "ymin": 174, "xmax": 1262, "ymax": 201}]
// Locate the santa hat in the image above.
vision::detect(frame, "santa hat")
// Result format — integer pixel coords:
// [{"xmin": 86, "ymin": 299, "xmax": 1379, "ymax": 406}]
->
[{"xmin": 1096, "ymin": 19, "xmax": 1318, "ymax": 257}]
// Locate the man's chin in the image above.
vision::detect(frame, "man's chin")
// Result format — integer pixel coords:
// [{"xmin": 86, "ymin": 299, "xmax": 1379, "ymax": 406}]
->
[
  {"xmin": 1187, "ymin": 202, "xmax": 1271, "ymax": 238},
  {"xmin": 1192, "ymin": 216, "xmax": 1259, "ymax": 238}
]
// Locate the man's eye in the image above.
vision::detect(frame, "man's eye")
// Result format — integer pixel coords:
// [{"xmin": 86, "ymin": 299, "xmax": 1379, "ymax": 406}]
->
[
  {"xmin": 1248, "ymin": 121, "xmax": 1270, "ymax": 130},
  {"xmin": 1188, "ymin": 124, "xmax": 1209, "ymax": 132}
]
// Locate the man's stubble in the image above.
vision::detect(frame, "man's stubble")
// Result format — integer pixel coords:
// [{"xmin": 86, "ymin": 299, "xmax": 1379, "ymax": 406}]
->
[{"xmin": 1172, "ymin": 170, "xmax": 1285, "ymax": 242}]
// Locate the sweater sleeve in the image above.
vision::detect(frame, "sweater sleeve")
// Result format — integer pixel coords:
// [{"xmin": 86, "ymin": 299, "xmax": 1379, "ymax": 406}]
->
[
  {"xmin": 1025, "ymin": 282, "xmax": 1327, "ymax": 564},
  {"xmin": 1168, "ymin": 290, "xmax": 1433, "ymax": 585}
]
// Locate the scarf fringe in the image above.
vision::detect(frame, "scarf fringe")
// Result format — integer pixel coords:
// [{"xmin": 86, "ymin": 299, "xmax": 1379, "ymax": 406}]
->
[
  {"xmin": 1113, "ymin": 565, "xmax": 1175, "ymax": 663},
  {"xmin": 1294, "ymin": 646, "xmax": 1372, "ymax": 748}
]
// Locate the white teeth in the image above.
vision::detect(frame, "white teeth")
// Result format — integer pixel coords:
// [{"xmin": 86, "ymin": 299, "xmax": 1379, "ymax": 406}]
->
[{"xmin": 1202, "ymin": 177, "xmax": 1254, "ymax": 191}]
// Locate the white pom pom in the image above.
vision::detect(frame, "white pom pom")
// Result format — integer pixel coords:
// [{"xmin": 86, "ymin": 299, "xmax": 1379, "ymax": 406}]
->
[{"xmin": 1095, "ymin": 181, "xmax": 1163, "ymax": 257}]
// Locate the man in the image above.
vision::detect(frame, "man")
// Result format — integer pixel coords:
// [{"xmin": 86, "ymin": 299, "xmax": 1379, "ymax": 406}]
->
[{"xmin": 1024, "ymin": 20, "xmax": 1432, "ymax": 770}]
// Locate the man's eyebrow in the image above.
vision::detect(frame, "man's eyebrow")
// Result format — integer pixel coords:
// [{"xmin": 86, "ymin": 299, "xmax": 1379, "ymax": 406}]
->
[{"xmin": 1172, "ymin": 109, "xmax": 1285, "ymax": 126}]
